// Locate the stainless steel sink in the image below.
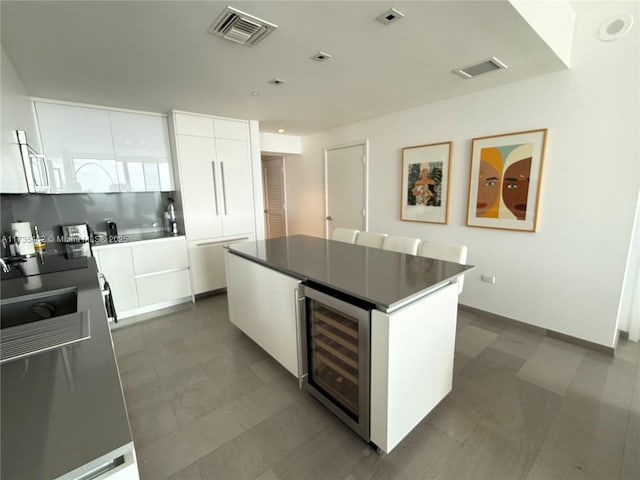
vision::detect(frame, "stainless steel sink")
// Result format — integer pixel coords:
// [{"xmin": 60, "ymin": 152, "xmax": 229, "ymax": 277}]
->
[
  {"xmin": 1, "ymin": 287, "xmax": 78, "ymax": 329},
  {"xmin": 0, "ymin": 288, "xmax": 90, "ymax": 364}
]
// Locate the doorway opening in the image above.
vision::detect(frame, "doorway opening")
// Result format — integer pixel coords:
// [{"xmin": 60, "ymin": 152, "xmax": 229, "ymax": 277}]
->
[{"xmin": 262, "ymin": 155, "xmax": 288, "ymax": 238}]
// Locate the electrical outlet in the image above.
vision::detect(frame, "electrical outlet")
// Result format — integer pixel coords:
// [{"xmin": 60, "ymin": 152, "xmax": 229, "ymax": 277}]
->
[{"xmin": 481, "ymin": 274, "xmax": 495, "ymax": 284}]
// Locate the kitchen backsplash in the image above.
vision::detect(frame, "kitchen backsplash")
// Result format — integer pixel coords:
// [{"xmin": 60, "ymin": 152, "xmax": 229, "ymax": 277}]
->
[{"xmin": 1, "ymin": 192, "xmax": 184, "ymax": 253}]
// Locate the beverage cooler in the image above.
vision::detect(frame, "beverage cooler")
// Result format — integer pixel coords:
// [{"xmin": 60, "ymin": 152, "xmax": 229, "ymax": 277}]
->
[{"xmin": 299, "ymin": 284, "xmax": 372, "ymax": 441}]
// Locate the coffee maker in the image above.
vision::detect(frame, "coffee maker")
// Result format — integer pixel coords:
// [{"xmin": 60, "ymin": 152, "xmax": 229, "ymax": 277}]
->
[{"xmin": 60, "ymin": 224, "xmax": 92, "ymax": 258}]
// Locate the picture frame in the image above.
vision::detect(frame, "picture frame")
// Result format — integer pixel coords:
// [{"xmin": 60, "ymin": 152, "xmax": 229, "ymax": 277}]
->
[
  {"xmin": 401, "ymin": 141, "xmax": 452, "ymax": 224},
  {"xmin": 466, "ymin": 128, "xmax": 548, "ymax": 232}
]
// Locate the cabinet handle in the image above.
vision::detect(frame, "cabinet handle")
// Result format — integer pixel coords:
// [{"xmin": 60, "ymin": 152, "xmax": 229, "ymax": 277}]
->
[
  {"xmin": 195, "ymin": 236, "xmax": 249, "ymax": 247},
  {"xmin": 211, "ymin": 161, "xmax": 219, "ymax": 215},
  {"xmin": 294, "ymin": 287, "xmax": 307, "ymax": 389},
  {"xmin": 220, "ymin": 161, "xmax": 228, "ymax": 215}
]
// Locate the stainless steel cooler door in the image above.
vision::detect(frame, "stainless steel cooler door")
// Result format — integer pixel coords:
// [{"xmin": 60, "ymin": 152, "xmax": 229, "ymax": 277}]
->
[{"xmin": 300, "ymin": 286, "xmax": 370, "ymax": 440}]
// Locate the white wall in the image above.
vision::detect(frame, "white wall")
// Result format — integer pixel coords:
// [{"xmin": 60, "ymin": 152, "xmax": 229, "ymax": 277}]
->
[
  {"xmin": 1, "ymin": 45, "xmax": 41, "ymax": 193},
  {"xmin": 288, "ymin": 2, "xmax": 639, "ymax": 347}
]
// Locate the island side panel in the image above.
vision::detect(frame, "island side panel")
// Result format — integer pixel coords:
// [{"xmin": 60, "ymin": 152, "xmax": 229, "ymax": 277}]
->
[
  {"xmin": 224, "ymin": 250, "xmax": 301, "ymax": 377},
  {"xmin": 370, "ymin": 282, "xmax": 458, "ymax": 453}
]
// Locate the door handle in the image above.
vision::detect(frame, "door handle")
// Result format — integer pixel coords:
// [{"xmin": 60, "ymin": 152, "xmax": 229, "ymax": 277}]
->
[
  {"xmin": 326, "ymin": 216, "xmax": 333, "ymax": 221},
  {"xmin": 294, "ymin": 287, "xmax": 307, "ymax": 389},
  {"xmin": 211, "ymin": 161, "xmax": 219, "ymax": 215}
]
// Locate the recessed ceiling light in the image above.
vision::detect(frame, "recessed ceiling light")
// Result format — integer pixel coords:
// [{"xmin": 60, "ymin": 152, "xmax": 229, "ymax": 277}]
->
[
  {"xmin": 311, "ymin": 52, "xmax": 332, "ymax": 62},
  {"xmin": 269, "ymin": 78, "xmax": 286, "ymax": 85},
  {"xmin": 376, "ymin": 8, "xmax": 405, "ymax": 25},
  {"xmin": 598, "ymin": 13, "xmax": 634, "ymax": 41},
  {"xmin": 250, "ymin": 91, "xmax": 260, "ymax": 96},
  {"xmin": 277, "ymin": 128, "xmax": 285, "ymax": 133}
]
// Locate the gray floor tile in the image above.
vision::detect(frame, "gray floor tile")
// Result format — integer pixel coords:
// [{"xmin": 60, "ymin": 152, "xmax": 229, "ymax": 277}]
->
[
  {"xmin": 454, "ymin": 325, "xmax": 499, "ymax": 359},
  {"xmin": 427, "ymin": 423, "xmax": 538, "ymax": 480},
  {"xmin": 249, "ymin": 356, "xmax": 288, "ymax": 383},
  {"xmin": 196, "ymin": 398, "xmax": 327, "ymax": 480},
  {"xmin": 490, "ymin": 326, "xmax": 543, "ymax": 361},
  {"xmin": 517, "ymin": 338, "xmax": 584, "ymax": 395},
  {"xmin": 129, "ymin": 400, "xmax": 179, "ymax": 447},
  {"xmin": 482, "ymin": 378, "xmax": 562, "ymax": 446},
  {"xmin": 167, "ymin": 463, "xmax": 202, "ymax": 480},
  {"xmin": 458, "ymin": 347, "xmax": 525, "ymax": 393},
  {"xmin": 112, "ymin": 294, "xmax": 640, "ymax": 480}
]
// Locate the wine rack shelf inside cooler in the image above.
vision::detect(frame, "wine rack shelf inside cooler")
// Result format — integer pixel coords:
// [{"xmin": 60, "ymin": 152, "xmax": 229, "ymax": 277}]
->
[{"xmin": 310, "ymin": 303, "xmax": 360, "ymax": 414}]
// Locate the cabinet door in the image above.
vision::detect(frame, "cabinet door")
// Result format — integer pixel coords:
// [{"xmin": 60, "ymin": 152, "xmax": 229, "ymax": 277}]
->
[
  {"xmin": 109, "ymin": 111, "xmax": 174, "ymax": 192},
  {"xmin": 35, "ymin": 102, "xmax": 119, "ymax": 193},
  {"xmin": 187, "ymin": 236, "xmax": 252, "ymax": 294},
  {"xmin": 176, "ymin": 135, "xmax": 223, "ymax": 240},
  {"xmin": 136, "ymin": 269, "xmax": 192, "ymax": 307},
  {"xmin": 94, "ymin": 247, "xmax": 139, "ymax": 313},
  {"xmin": 225, "ymin": 251, "xmax": 301, "ymax": 377},
  {"xmin": 130, "ymin": 237, "xmax": 189, "ymax": 275},
  {"xmin": 174, "ymin": 113, "xmax": 214, "ymax": 137},
  {"xmin": 216, "ymin": 138, "xmax": 254, "ymax": 236},
  {"xmin": 213, "ymin": 118, "xmax": 248, "ymax": 140}
]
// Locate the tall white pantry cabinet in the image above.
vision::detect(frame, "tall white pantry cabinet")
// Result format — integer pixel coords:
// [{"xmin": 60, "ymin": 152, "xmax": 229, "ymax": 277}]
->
[{"xmin": 169, "ymin": 111, "xmax": 260, "ymax": 294}]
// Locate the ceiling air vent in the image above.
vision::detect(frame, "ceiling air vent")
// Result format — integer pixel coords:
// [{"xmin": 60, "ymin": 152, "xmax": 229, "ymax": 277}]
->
[
  {"xmin": 208, "ymin": 6, "xmax": 278, "ymax": 46},
  {"xmin": 376, "ymin": 8, "xmax": 405, "ymax": 25},
  {"xmin": 454, "ymin": 57, "xmax": 508, "ymax": 79}
]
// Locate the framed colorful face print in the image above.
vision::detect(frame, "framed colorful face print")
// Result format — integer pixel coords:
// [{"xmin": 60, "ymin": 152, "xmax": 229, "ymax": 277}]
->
[
  {"xmin": 401, "ymin": 141, "xmax": 452, "ymax": 224},
  {"xmin": 467, "ymin": 129, "xmax": 548, "ymax": 232}
]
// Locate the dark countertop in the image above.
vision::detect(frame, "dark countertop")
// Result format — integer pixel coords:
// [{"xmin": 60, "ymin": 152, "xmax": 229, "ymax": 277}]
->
[
  {"xmin": 0, "ymin": 257, "xmax": 133, "ymax": 480},
  {"xmin": 92, "ymin": 230, "xmax": 183, "ymax": 247},
  {"xmin": 226, "ymin": 234, "xmax": 474, "ymax": 313}
]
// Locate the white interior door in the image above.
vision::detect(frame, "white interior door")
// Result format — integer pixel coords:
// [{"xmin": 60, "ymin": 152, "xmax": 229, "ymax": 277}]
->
[
  {"xmin": 325, "ymin": 142, "xmax": 366, "ymax": 237},
  {"xmin": 262, "ymin": 157, "xmax": 288, "ymax": 238}
]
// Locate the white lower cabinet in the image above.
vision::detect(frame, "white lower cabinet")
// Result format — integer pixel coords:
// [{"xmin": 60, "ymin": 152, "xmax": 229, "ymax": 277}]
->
[
  {"xmin": 94, "ymin": 246, "xmax": 139, "ymax": 313},
  {"xmin": 94, "ymin": 236, "xmax": 192, "ymax": 319},
  {"xmin": 136, "ymin": 269, "xmax": 192, "ymax": 307},
  {"xmin": 189, "ymin": 235, "xmax": 253, "ymax": 294},
  {"xmin": 225, "ymin": 251, "xmax": 301, "ymax": 377}
]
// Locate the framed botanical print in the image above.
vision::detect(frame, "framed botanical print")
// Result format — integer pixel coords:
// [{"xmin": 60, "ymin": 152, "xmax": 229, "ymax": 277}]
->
[
  {"xmin": 401, "ymin": 141, "xmax": 452, "ymax": 224},
  {"xmin": 467, "ymin": 129, "xmax": 548, "ymax": 232}
]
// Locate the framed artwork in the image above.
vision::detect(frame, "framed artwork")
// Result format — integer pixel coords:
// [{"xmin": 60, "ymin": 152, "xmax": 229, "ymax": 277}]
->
[
  {"xmin": 401, "ymin": 141, "xmax": 452, "ymax": 224},
  {"xmin": 467, "ymin": 128, "xmax": 548, "ymax": 232}
]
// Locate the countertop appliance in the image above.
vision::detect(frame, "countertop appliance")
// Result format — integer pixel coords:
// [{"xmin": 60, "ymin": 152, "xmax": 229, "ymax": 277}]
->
[
  {"xmin": 299, "ymin": 283, "xmax": 372, "ymax": 441},
  {"xmin": 60, "ymin": 223, "xmax": 91, "ymax": 258}
]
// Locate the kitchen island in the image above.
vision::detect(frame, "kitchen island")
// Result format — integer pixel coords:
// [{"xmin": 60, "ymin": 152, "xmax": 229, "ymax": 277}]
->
[
  {"xmin": 0, "ymin": 256, "xmax": 138, "ymax": 480},
  {"xmin": 224, "ymin": 234, "xmax": 473, "ymax": 453}
]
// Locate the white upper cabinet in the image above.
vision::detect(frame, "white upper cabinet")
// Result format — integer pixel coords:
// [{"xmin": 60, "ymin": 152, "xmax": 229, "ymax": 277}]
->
[
  {"xmin": 34, "ymin": 101, "xmax": 173, "ymax": 193},
  {"xmin": 213, "ymin": 118, "xmax": 248, "ymax": 141},
  {"xmin": 174, "ymin": 113, "xmax": 214, "ymax": 137},
  {"xmin": 109, "ymin": 111, "xmax": 174, "ymax": 191},
  {"xmin": 36, "ymin": 102, "xmax": 118, "ymax": 193}
]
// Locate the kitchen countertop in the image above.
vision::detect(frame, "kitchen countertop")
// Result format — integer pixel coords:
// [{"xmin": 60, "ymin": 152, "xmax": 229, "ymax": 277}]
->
[
  {"xmin": 226, "ymin": 234, "xmax": 474, "ymax": 313},
  {"xmin": 0, "ymin": 257, "xmax": 133, "ymax": 480},
  {"xmin": 92, "ymin": 230, "xmax": 183, "ymax": 248}
]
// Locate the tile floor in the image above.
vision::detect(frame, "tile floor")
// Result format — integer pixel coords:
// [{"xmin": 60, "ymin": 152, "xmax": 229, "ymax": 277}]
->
[{"xmin": 112, "ymin": 294, "xmax": 640, "ymax": 480}]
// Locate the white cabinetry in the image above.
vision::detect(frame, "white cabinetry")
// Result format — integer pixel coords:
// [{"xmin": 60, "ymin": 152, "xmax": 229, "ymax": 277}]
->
[
  {"xmin": 94, "ymin": 236, "xmax": 192, "ymax": 320},
  {"xmin": 170, "ymin": 111, "xmax": 256, "ymax": 293},
  {"xmin": 34, "ymin": 101, "xmax": 173, "ymax": 193},
  {"xmin": 189, "ymin": 236, "xmax": 253, "ymax": 294},
  {"xmin": 225, "ymin": 251, "xmax": 301, "ymax": 376},
  {"xmin": 109, "ymin": 111, "xmax": 173, "ymax": 191}
]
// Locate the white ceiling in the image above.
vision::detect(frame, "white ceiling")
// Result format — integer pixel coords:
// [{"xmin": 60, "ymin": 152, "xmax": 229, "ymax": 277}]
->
[{"xmin": 1, "ymin": 1, "xmax": 571, "ymax": 135}]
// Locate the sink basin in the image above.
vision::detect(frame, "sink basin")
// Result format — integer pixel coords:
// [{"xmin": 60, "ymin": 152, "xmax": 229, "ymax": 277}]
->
[
  {"xmin": 0, "ymin": 288, "xmax": 90, "ymax": 364},
  {"xmin": 1, "ymin": 287, "xmax": 78, "ymax": 329}
]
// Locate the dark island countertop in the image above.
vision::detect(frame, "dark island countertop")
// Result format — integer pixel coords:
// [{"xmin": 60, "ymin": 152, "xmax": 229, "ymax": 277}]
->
[
  {"xmin": 226, "ymin": 234, "xmax": 473, "ymax": 313},
  {"xmin": 0, "ymin": 257, "xmax": 133, "ymax": 480}
]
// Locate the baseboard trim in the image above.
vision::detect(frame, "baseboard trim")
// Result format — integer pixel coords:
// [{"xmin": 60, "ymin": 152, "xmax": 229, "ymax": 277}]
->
[
  {"xmin": 459, "ymin": 304, "xmax": 615, "ymax": 356},
  {"xmin": 194, "ymin": 288, "xmax": 227, "ymax": 300}
]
